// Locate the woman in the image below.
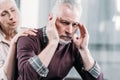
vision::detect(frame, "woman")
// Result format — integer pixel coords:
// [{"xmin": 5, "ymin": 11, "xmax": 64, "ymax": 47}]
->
[{"xmin": 0, "ymin": 0, "xmax": 37, "ymax": 80}]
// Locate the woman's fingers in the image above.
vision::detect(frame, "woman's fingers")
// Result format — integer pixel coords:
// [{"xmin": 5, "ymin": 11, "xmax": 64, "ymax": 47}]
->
[{"xmin": 23, "ymin": 29, "xmax": 38, "ymax": 36}]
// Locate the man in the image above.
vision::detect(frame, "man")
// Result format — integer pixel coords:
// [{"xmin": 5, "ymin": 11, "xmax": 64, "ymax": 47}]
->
[{"xmin": 17, "ymin": 0, "xmax": 103, "ymax": 80}]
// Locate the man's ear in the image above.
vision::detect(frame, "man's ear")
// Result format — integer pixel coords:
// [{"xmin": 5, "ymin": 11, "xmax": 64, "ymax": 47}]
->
[{"xmin": 48, "ymin": 14, "xmax": 53, "ymax": 20}]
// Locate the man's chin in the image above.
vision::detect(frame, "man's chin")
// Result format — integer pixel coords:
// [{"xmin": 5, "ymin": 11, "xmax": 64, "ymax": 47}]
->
[{"xmin": 59, "ymin": 39, "xmax": 71, "ymax": 45}]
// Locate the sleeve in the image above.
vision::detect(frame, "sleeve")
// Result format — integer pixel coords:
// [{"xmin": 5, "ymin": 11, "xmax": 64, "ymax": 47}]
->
[
  {"xmin": 28, "ymin": 56, "xmax": 49, "ymax": 77},
  {"xmin": 88, "ymin": 62, "xmax": 101, "ymax": 78},
  {"xmin": 74, "ymin": 51, "xmax": 103, "ymax": 80},
  {"xmin": 17, "ymin": 36, "xmax": 48, "ymax": 80}
]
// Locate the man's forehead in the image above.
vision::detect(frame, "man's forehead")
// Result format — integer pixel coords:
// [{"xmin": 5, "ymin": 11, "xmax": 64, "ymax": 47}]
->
[
  {"xmin": 56, "ymin": 5, "xmax": 80, "ymax": 22},
  {"xmin": 58, "ymin": 16, "xmax": 80, "ymax": 23}
]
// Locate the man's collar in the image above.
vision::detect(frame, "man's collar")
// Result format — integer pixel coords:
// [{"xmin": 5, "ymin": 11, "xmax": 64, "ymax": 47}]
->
[
  {"xmin": 42, "ymin": 26, "xmax": 48, "ymax": 43},
  {"xmin": 41, "ymin": 26, "xmax": 72, "ymax": 45}
]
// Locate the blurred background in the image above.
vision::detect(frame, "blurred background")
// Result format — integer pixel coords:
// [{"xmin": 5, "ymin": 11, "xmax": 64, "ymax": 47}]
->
[{"xmin": 15, "ymin": 0, "xmax": 120, "ymax": 80}]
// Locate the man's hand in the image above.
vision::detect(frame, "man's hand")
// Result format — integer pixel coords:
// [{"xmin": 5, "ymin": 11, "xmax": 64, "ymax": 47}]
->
[
  {"xmin": 38, "ymin": 15, "xmax": 59, "ymax": 67},
  {"xmin": 73, "ymin": 23, "xmax": 89, "ymax": 50},
  {"xmin": 73, "ymin": 23, "xmax": 94, "ymax": 70},
  {"xmin": 46, "ymin": 15, "xmax": 59, "ymax": 44}
]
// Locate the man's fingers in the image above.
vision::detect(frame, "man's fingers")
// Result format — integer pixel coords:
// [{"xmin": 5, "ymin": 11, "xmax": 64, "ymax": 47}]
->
[
  {"xmin": 52, "ymin": 14, "xmax": 57, "ymax": 26},
  {"xmin": 48, "ymin": 14, "xmax": 57, "ymax": 28},
  {"xmin": 78, "ymin": 23, "xmax": 85, "ymax": 36},
  {"xmin": 73, "ymin": 34, "xmax": 80, "ymax": 42},
  {"xmin": 78, "ymin": 23, "xmax": 88, "ymax": 38}
]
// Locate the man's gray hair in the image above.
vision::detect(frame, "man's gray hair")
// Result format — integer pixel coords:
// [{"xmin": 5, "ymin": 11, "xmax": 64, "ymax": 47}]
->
[{"xmin": 51, "ymin": 0, "xmax": 82, "ymax": 17}]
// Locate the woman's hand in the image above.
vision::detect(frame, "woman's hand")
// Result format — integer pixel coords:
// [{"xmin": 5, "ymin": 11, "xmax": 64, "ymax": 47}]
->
[{"xmin": 11, "ymin": 29, "xmax": 37, "ymax": 44}]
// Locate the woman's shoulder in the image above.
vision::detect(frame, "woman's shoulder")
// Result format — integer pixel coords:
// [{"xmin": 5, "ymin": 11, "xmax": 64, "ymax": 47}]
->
[{"xmin": 0, "ymin": 29, "xmax": 5, "ymax": 42}]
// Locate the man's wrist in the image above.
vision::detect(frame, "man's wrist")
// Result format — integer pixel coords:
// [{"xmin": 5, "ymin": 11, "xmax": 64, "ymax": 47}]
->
[
  {"xmin": 78, "ymin": 48, "xmax": 95, "ymax": 70},
  {"xmin": 78, "ymin": 47, "xmax": 89, "ymax": 52},
  {"xmin": 88, "ymin": 62, "xmax": 101, "ymax": 78},
  {"xmin": 48, "ymin": 40, "xmax": 58, "ymax": 46},
  {"xmin": 84, "ymin": 59, "xmax": 95, "ymax": 71}
]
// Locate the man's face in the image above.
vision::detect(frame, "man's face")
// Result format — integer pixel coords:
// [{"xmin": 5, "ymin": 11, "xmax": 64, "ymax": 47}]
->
[
  {"xmin": 55, "ymin": 5, "xmax": 80, "ymax": 44},
  {"xmin": 0, "ymin": 0, "xmax": 19, "ymax": 31}
]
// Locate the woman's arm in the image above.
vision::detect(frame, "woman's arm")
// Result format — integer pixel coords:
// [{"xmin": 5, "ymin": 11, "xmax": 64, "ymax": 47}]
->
[
  {"xmin": 3, "ymin": 41, "xmax": 17, "ymax": 80},
  {"xmin": 3, "ymin": 29, "xmax": 37, "ymax": 80}
]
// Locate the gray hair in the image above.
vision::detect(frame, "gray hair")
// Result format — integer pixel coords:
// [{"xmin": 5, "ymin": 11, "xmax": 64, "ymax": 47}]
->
[
  {"xmin": 0, "ymin": 0, "xmax": 18, "ymax": 9},
  {"xmin": 51, "ymin": 0, "xmax": 82, "ymax": 17},
  {"xmin": 0, "ymin": 0, "xmax": 20, "ymax": 29}
]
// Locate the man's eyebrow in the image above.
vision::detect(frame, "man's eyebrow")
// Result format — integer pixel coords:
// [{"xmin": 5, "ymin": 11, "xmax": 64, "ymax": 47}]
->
[
  {"xmin": 60, "ymin": 19, "xmax": 69, "ymax": 22},
  {"xmin": 59, "ymin": 18, "xmax": 79, "ymax": 23},
  {"xmin": 10, "ymin": 6, "xmax": 16, "ymax": 10},
  {"xmin": 59, "ymin": 18, "xmax": 70, "ymax": 22},
  {"xmin": 59, "ymin": 18, "xmax": 67, "ymax": 21}
]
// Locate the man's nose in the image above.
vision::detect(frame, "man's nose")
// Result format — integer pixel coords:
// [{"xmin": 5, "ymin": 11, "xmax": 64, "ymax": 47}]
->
[{"xmin": 66, "ymin": 24, "xmax": 73, "ymax": 34}]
